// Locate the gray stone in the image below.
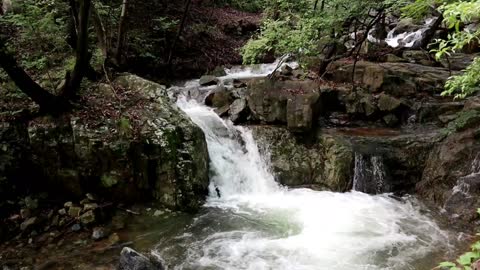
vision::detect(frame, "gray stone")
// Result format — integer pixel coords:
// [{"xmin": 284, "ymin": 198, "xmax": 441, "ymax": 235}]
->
[
  {"xmin": 80, "ymin": 210, "xmax": 95, "ymax": 225},
  {"xmin": 383, "ymin": 114, "xmax": 399, "ymax": 127},
  {"xmin": 440, "ymin": 53, "xmax": 479, "ymax": 71},
  {"xmin": 286, "ymin": 93, "xmax": 320, "ymax": 132},
  {"xmin": 229, "ymin": 99, "xmax": 248, "ymax": 123},
  {"xmin": 252, "ymin": 127, "xmax": 353, "ymax": 190},
  {"xmin": 20, "ymin": 217, "xmax": 37, "ymax": 231},
  {"xmin": 71, "ymin": 224, "xmax": 81, "ymax": 232},
  {"xmin": 199, "ymin": 75, "xmax": 219, "ymax": 86},
  {"xmin": 118, "ymin": 247, "xmax": 164, "ymax": 270},
  {"xmin": 378, "ymin": 94, "xmax": 402, "ymax": 112},
  {"xmin": 83, "ymin": 203, "xmax": 98, "ymax": 211},
  {"xmin": 205, "ymin": 87, "xmax": 233, "ymax": 108},
  {"xmin": 19, "ymin": 74, "xmax": 210, "ymax": 211},
  {"xmin": 153, "ymin": 210, "xmax": 164, "ymax": 217},
  {"xmin": 68, "ymin": 206, "xmax": 82, "ymax": 218},
  {"xmin": 92, "ymin": 227, "xmax": 107, "ymax": 240}
]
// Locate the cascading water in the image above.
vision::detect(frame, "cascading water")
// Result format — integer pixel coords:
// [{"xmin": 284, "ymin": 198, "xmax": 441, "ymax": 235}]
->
[
  {"xmin": 353, "ymin": 153, "xmax": 389, "ymax": 194},
  {"xmin": 150, "ymin": 96, "xmax": 451, "ymax": 270}
]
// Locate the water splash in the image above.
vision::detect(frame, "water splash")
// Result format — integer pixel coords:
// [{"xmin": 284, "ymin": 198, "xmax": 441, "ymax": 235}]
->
[
  {"xmin": 158, "ymin": 98, "xmax": 452, "ymax": 270},
  {"xmin": 353, "ymin": 153, "xmax": 388, "ymax": 194}
]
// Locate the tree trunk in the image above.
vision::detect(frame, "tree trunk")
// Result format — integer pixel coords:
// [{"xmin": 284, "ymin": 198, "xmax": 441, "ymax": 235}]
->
[
  {"xmin": 62, "ymin": 0, "xmax": 91, "ymax": 99},
  {"xmin": 0, "ymin": 41, "xmax": 66, "ymax": 111},
  {"xmin": 91, "ymin": 3, "xmax": 108, "ymax": 58},
  {"xmin": 167, "ymin": 0, "xmax": 192, "ymax": 67},
  {"xmin": 115, "ymin": 0, "xmax": 129, "ymax": 65}
]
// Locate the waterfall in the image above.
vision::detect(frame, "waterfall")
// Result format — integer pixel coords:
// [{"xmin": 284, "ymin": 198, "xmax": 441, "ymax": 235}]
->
[
  {"xmin": 156, "ymin": 83, "xmax": 451, "ymax": 270},
  {"xmin": 353, "ymin": 153, "xmax": 388, "ymax": 194}
]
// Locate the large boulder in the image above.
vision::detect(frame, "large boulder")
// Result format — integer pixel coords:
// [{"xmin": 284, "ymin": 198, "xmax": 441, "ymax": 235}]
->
[
  {"xmin": 286, "ymin": 93, "xmax": 320, "ymax": 132},
  {"xmin": 251, "ymin": 126, "xmax": 353, "ymax": 191},
  {"xmin": 247, "ymin": 78, "xmax": 320, "ymax": 132},
  {"xmin": 326, "ymin": 61, "xmax": 450, "ymax": 97},
  {"xmin": 252, "ymin": 126, "xmax": 438, "ymax": 194},
  {"xmin": 439, "ymin": 53, "xmax": 479, "ymax": 71},
  {"xmin": 418, "ymin": 128, "xmax": 480, "ymax": 207},
  {"xmin": 6, "ymin": 75, "xmax": 210, "ymax": 211}
]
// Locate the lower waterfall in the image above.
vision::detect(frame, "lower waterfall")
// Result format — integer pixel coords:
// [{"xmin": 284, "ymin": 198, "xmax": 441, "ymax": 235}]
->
[{"xmin": 153, "ymin": 97, "xmax": 451, "ymax": 270}]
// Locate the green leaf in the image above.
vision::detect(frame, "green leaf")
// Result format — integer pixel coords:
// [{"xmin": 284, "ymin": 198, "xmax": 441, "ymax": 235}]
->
[{"xmin": 439, "ymin": 261, "xmax": 456, "ymax": 267}]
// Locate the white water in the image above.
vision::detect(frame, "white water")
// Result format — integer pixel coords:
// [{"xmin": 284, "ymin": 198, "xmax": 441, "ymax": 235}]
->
[
  {"xmin": 385, "ymin": 18, "xmax": 436, "ymax": 48},
  {"xmin": 162, "ymin": 97, "xmax": 451, "ymax": 270}
]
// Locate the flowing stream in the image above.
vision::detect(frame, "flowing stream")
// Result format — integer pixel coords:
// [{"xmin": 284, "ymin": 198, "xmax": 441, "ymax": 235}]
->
[{"xmin": 149, "ymin": 96, "xmax": 452, "ymax": 270}]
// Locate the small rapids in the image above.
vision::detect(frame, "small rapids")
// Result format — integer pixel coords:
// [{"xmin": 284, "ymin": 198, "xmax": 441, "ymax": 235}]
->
[{"xmin": 151, "ymin": 97, "xmax": 452, "ymax": 270}]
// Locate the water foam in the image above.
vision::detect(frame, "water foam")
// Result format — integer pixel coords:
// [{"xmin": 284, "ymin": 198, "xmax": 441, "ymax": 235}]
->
[{"xmin": 157, "ymin": 98, "xmax": 451, "ymax": 270}]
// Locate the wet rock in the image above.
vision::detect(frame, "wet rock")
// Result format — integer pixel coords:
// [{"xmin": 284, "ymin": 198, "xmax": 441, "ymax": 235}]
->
[
  {"xmin": 378, "ymin": 94, "xmax": 402, "ymax": 112},
  {"xmin": 279, "ymin": 64, "xmax": 293, "ymax": 76},
  {"xmin": 71, "ymin": 224, "xmax": 81, "ymax": 232},
  {"xmin": 383, "ymin": 114, "xmax": 399, "ymax": 127},
  {"xmin": 83, "ymin": 203, "xmax": 98, "ymax": 211},
  {"xmin": 68, "ymin": 206, "xmax": 82, "ymax": 218},
  {"xmin": 92, "ymin": 227, "xmax": 107, "ymax": 240},
  {"xmin": 402, "ymin": 50, "xmax": 434, "ymax": 66},
  {"xmin": 16, "ymin": 74, "xmax": 209, "ymax": 211},
  {"xmin": 440, "ymin": 53, "xmax": 479, "ymax": 71},
  {"xmin": 247, "ymin": 78, "xmax": 319, "ymax": 124},
  {"xmin": 418, "ymin": 127, "xmax": 480, "ymax": 223},
  {"xmin": 64, "ymin": 202, "xmax": 73, "ymax": 208},
  {"xmin": 326, "ymin": 61, "xmax": 450, "ymax": 96},
  {"xmin": 233, "ymin": 79, "xmax": 247, "ymax": 88},
  {"xmin": 199, "ymin": 75, "xmax": 219, "ymax": 86},
  {"xmin": 153, "ymin": 210, "xmax": 164, "ymax": 217},
  {"xmin": 205, "ymin": 87, "xmax": 233, "ymax": 108},
  {"xmin": 286, "ymin": 93, "xmax": 320, "ymax": 132},
  {"xmin": 292, "ymin": 69, "xmax": 306, "ymax": 79},
  {"xmin": 252, "ymin": 126, "xmax": 353, "ymax": 190},
  {"xmin": 229, "ymin": 98, "xmax": 249, "ymax": 124},
  {"xmin": 118, "ymin": 247, "xmax": 164, "ymax": 270},
  {"xmin": 20, "ymin": 217, "xmax": 38, "ymax": 231},
  {"xmin": 214, "ymin": 105, "xmax": 230, "ymax": 117},
  {"xmin": 80, "ymin": 210, "xmax": 95, "ymax": 225},
  {"xmin": 210, "ymin": 66, "xmax": 227, "ymax": 77},
  {"xmin": 58, "ymin": 208, "xmax": 66, "ymax": 216},
  {"xmin": 384, "ymin": 54, "xmax": 405, "ymax": 63}
]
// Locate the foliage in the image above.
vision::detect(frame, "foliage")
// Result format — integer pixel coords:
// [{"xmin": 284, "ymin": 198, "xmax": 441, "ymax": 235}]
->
[
  {"xmin": 241, "ymin": 0, "xmax": 393, "ymax": 64},
  {"xmin": 430, "ymin": 0, "xmax": 480, "ymax": 98},
  {"xmin": 401, "ymin": 0, "xmax": 448, "ymax": 19},
  {"xmin": 0, "ymin": 0, "xmax": 70, "ymax": 74},
  {"xmin": 443, "ymin": 58, "xmax": 480, "ymax": 99},
  {"xmin": 435, "ymin": 209, "xmax": 480, "ymax": 270}
]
